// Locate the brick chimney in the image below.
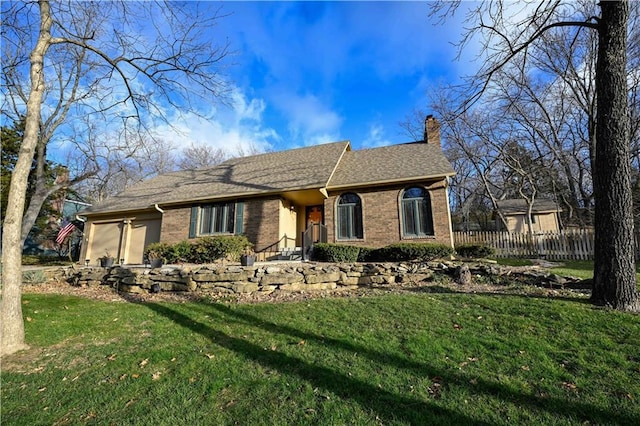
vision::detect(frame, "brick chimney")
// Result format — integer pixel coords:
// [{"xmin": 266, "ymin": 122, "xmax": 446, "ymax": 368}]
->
[{"xmin": 424, "ymin": 115, "xmax": 441, "ymax": 147}]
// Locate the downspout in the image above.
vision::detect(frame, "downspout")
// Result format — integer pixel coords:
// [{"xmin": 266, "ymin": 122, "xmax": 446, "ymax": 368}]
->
[
  {"xmin": 154, "ymin": 204, "xmax": 165, "ymax": 214},
  {"xmin": 445, "ymin": 177, "xmax": 455, "ymax": 250},
  {"xmin": 75, "ymin": 215, "xmax": 88, "ymax": 264}
]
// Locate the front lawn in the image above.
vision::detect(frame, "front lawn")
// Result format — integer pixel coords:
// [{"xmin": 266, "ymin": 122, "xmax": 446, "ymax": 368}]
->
[
  {"xmin": 496, "ymin": 258, "xmax": 640, "ymax": 284},
  {"xmin": 2, "ymin": 293, "xmax": 639, "ymax": 425},
  {"xmin": 547, "ymin": 260, "xmax": 640, "ymax": 283}
]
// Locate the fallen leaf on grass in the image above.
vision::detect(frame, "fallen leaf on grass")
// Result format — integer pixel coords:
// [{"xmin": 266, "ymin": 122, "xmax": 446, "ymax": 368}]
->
[
  {"xmin": 205, "ymin": 354, "xmax": 215, "ymax": 359},
  {"xmin": 107, "ymin": 354, "xmax": 117, "ymax": 361},
  {"xmin": 120, "ymin": 374, "xmax": 128, "ymax": 380},
  {"xmin": 26, "ymin": 317, "xmax": 33, "ymax": 322},
  {"xmin": 428, "ymin": 381, "xmax": 442, "ymax": 399},
  {"xmin": 152, "ymin": 372, "xmax": 161, "ymax": 381},
  {"xmin": 562, "ymin": 382, "xmax": 577, "ymax": 391},
  {"xmin": 521, "ymin": 365, "xmax": 530, "ymax": 371},
  {"xmin": 189, "ymin": 377, "xmax": 197, "ymax": 383},
  {"xmin": 38, "ymin": 387, "xmax": 47, "ymax": 392},
  {"xmin": 139, "ymin": 358, "xmax": 149, "ymax": 368},
  {"xmin": 298, "ymin": 340, "xmax": 306, "ymax": 346},
  {"xmin": 132, "ymin": 374, "xmax": 140, "ymax": 379},
  {"xmin": 125, "ymin": 399, "xmax": 136, "ymax": 408},
  {"xmin": 453, "ymin": 324, "xmax": 462, "ymax": 330}
]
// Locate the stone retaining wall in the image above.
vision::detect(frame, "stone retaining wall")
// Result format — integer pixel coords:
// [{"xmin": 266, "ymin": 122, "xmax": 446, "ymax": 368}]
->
[{"xmin": 65, "ymin": 261, "xmax": 584, "ymax": 295}]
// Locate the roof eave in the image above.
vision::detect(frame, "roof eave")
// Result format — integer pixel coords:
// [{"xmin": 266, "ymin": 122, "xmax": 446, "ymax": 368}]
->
[
  {"xmin": 326, "ymin": 172, "xmax": 455, "ymax": 191},
  {"xmin": 82, "ymin": 206, "xmax": 157, "ymax": 217},
  {"xmin": 324, "ymin": 141, "xmax": 352, "ymax": 187}
]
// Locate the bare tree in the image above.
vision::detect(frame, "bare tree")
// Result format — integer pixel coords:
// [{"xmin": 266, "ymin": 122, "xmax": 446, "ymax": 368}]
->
[
  {"xmin": 71, "ymin": 131, "xmax": 178, "ymax": 202},
  {"xmin": 177, "ymin": 143, "xmax": 228, "ymax": 170},
  {"xmin": 1, "ymin": 0, "xmax": 232, "ymax": 355},
  {"xmin": 431, "ymin": 0, "xmax": 639, "ymax": 311}
]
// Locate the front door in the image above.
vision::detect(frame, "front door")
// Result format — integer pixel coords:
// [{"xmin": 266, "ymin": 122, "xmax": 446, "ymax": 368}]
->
[{"xmin": 306, "ymin": 205, "xmax": 324, "ymax": 243}]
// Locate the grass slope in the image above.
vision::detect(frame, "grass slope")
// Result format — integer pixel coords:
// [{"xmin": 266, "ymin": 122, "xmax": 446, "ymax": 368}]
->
[{"xmin": 2, "ymin": 293, "xmax": 639, "ymax": 425}]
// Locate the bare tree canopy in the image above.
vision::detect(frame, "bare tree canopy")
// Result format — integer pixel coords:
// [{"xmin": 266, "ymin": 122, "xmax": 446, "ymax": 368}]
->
[
  {"xmin": 0, "ymin": 0, "xmax": 233, "ymax": 355},
  {"xmin": 177, "ymin": 143, "xmax": 228, "ymax": 170},
  {"xmin": 424, "ymin": 0, "xmax": 639, "ymax": 311}
]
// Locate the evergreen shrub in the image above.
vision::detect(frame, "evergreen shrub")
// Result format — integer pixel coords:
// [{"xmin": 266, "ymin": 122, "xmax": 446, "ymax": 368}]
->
[{"xmin": 455, "ymin": 244, "xmax": 495, "ymax": 258}]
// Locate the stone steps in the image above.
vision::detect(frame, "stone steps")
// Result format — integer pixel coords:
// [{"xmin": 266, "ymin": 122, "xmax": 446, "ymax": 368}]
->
[{"xmin": 278, "ymin": 247, "xmax": 302, "ymax": 261}]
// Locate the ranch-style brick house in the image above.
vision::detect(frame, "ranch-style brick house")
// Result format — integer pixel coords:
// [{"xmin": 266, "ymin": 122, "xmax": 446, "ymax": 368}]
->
[{"xmin": 79, "ymin": 117, "xmax": 455, "ymax": 265}]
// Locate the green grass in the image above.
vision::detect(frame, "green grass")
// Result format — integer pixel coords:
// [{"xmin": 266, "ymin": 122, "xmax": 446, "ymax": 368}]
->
[
  {"xmin": 497, "ymin": 258, "xmax": 534, "ymax": 267},
  {"xmin": 22, "ymin": 254, "xmax": 73, "ymax": 266},
  {"xmin": 547, "ymin": 260, "xmax": 640, "ymax": 283},
  {"xmin": 3, "ymin": 293, "xmax": 639, "ymax": 425},
  {"xmin": 549, "ymin": 261, "xmax": 596, "ymax": 280}
]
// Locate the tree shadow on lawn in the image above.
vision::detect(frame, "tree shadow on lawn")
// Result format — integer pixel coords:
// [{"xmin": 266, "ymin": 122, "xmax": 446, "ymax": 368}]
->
[
  {"xmin": 145, "ymin": 303, "xmax": 487, "ymax": 425},
  {"xmin": 145, "ymin": 302, "xmax": 636, "ymax": 425}
]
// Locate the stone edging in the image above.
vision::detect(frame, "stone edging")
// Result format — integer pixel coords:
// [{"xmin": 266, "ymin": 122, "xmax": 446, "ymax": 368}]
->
[{"xmin": 62, "ymin": 261, "xmax": 588, "ymax": 295}]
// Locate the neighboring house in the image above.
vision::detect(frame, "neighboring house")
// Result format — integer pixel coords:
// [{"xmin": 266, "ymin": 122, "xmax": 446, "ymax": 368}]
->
[
  {"xmin": 495, "ymin": 199, "xmax": 562, "ymax": 233},
  {"xmin": 79, "ymin": 117, "xmax": 456, "ymax": 265}
]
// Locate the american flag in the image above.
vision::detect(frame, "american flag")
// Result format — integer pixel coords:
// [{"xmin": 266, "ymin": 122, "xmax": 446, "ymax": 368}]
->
[{"xmin": 56, "ymin": 221, "xmax": 76, "ymax": 244}]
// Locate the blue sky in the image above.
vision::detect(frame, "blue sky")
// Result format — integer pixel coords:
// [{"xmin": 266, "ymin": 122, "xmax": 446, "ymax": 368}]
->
[{"xmin": 158, "ymin": 1, "xmax": 477, "ymax": 154}]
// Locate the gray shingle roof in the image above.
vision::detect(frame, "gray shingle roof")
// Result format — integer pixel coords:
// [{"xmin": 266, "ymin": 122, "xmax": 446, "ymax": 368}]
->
[
  {"xmin": 84, "ymin": 141, "xmax": 349, "ymax": 214},
  {"xmin": 327, "ymin": 142, "xmax": 455, "ymax": 188},
  {"xmin": 496, "ymin": 199, "xmax": 561, "ymax": 214},
  {"xmin": 83, "ymin": 140, "xmax": 455, "ymax": 215}
]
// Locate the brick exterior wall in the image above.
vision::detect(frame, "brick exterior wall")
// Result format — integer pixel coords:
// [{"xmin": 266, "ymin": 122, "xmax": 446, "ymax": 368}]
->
[
  {"xmin": 243, "ymin": 197, "xmax": 281, "ymax": 252},
  {"xmin": 160, "ymin": 198, "xmax": 281, "ymax": 252},
  {"xmin": 158, "ymin": 183, "xmax": 452, "ymax": 252},
  {"xmin": 160, "ymin": 206, "xmax": 192, "ymax": 243},
  {"xmin": 325, "ymin": 180, "xmax": 452, "ymax": 248}
]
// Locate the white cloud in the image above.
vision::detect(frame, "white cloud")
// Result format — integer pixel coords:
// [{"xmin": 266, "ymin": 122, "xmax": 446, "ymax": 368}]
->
[
  {"xmin": 361, "ymin": 123, "xmax": 393, "ymax": 149},
  {"xmin": 271, "ymin": 92, "xmax": 343, "ymax": 146},
  {"xmin": 152, "ymin": 86, "xmax": 278, "ymax": 155}
]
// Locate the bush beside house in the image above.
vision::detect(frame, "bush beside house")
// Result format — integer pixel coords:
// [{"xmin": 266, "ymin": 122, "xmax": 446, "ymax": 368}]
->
[
  {"xmin": 144, "ymin": 235, "xmax": 252, "ymax": 264},
  {"xmin": 312, "ymin": 242, "xmax": 454, "ymax": 263}
]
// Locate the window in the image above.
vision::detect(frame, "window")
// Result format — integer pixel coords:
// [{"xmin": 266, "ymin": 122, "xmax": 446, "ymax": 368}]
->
[
  {"xmin": 337, "ymin": 193, "xmax": 363, "ymax": 239},
  {"xmin": 401, "ymin": 187, "xmax": 434, "ymax": 237},
  {"xmin": 198, "ymin": 202, "xmax": 235, "ymax": 235}
]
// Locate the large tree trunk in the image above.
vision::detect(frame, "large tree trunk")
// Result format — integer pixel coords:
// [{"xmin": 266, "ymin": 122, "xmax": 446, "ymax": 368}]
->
[
  {"xmin": 1, "ymin": 0, "xmax": 52, "ymax": 356},
  {"xmin": 592, "ymin": 0, "xmax": 640, "ymax": 311}
]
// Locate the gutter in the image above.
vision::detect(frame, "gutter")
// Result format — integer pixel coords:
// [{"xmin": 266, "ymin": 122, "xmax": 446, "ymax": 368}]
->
[{"xmin": 326, "ymin": 173, "xmax": 455, "ymax": 192}]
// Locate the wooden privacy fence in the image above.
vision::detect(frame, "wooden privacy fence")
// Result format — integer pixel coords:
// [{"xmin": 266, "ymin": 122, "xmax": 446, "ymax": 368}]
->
[{"xmin": 454, "ymin": 230, "xmax": 640, "ymax": 261}]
